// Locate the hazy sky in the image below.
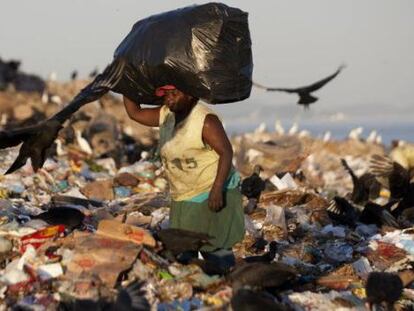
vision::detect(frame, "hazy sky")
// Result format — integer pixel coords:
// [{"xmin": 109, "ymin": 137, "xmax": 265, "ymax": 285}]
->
[{"xmin": 1, "ymin": 0, "xmax": 414, "ymax": 138}]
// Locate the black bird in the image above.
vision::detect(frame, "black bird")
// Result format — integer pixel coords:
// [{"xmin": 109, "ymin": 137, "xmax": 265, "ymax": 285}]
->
[
  {"xmin": 229, "ymin": 262, "xmax": 297, "ymax": 292},
  {"xmin": 327, "ymin": 196, "xmax": 399, "ymax": 228},
  {"xmin": 231, "ymin": 289, "xmax": 287, "ymax": 311},
  {"xmin": 370, "ymin": 155, "xmax": 414, "ymax": 219},
  {"xmin": 253, "ymin": 65, "xmax": 345, "ymax": 108},
  {"xmin": 32, "ymin": 207, "xmax": 85, "ymax": 230},
  {"xmin": 156, "ymin": 228, "xmax": 213, "ymax": 257},
  {"xmin": 58, "ymin": 281, "xmax": 150, "ymax": 311},
  {"xmin": 71, "ymin": 70, "xmax": 78, "ymax": 81},
  {"xmin": 248, "ymin": 236, "xmax": 269, "ymax": 252},
  {"xmin": 241, "ymin": 165, "xmax": 266, "ymax": 214},
  {"xmin": 89, "ymin": 68, "xmax": 99, "ymax": 78},
  {"xmin": 244, "ymin": 241, "xmax": 278, "ymax": 263},
  {"xmin": 0, "ymin": 58, "xmax": 125, "ymax": 174},
  {"xmin": 370, "ymin": 154, "xmax": 411, "ymax": 200},
  {"xmin": 341, "ymin": 158, "xmax": 381, "ymax": 204},
  {"xmin": 365, "ymin": 272, "xmax": 403, "ymax": 311}
]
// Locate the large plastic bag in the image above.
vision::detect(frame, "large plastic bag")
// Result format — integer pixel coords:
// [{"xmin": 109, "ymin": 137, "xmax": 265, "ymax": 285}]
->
[{"xmin": 113, "ymin": 2, "xmax": 253, "ymax": 105}]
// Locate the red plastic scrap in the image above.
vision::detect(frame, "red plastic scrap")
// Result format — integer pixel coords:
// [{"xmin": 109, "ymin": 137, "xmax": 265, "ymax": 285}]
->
[{"xmin": 20, "ymin": 225, "xmax": 65, "ymax": 253}]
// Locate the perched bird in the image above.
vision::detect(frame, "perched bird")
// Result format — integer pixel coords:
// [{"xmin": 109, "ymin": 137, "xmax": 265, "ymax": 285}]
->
[
  {"xmin": 366, "ymin": 130, "xmax": 378, "ymax": 144},
  {"xmin": 322, "ymin": 131, "xmax": 331, "ymax": 142},
  {"xmin": 288, "ymin": 122, "xmax": 298, "ymax": 135},
  {"xmin": 32, "ymin": 207, "xmax": 85, "ymax": 230},
  {"xmin": 327, "ymin": 196, "xmax": 399, "ymax": 228},
  {"xmin": 253, "ymin": 65, "xmax": 345, "ymax": 108},
  {"xmin": 365, "ymin": 272, "xmax": 403, "ymax": 311},
  {"xmin": 244, "ymin": 241, "xmax": 278, "ymax": 263},
  {"xmin": 348, "ymin": 126, "xmax": 364, "ymax": 140},
  {"xmin": 58, "ymin": 281, "xmax": 150, "ymax": 311},
  {"xmin": 231, "ymin": 289, "xmax": 287, "ymax": 311},
  {"xmin": 254, "ymin": 122, "xmax": 267, "ymax": 134},
  {"xmin": 274, "ymin": 120, "xmax": 285, "ymax": 135},
  {"xmin": 75, "ymin": 129, "xmax": 93, "ymax": 155},
  {"xmin": 156, "ymin": 228, "xmax": 213, "ymax": 257},
  {"xmin": 241, "ymin": 165, "xmax": 266, "ymax": 214},
  {"xmin": 89, "ymin": 67, "xmax": 99, "ymax": 78},
  {"xmin": 341, "ymin": 158, "xmax": 381, "ymax": 204},
  {"xmin": 248, "ymin": 236, "xmax": 269, "ymax": 252},
  {"xmin": 71, "ymin": 70, "xmax": 78, "ymax": 81},
  {"xmin": 229, "ymin": 262, "xmax": 297, "ymax": 292},
  {"xmin": 0, "ymin": 58, "xmax": 125, "ymax": 174}
]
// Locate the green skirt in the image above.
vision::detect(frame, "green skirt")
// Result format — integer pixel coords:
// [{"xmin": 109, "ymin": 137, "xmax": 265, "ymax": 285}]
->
[{"xmin": 169, "ymin": 188, "xmax": 245, "ymax": 252}]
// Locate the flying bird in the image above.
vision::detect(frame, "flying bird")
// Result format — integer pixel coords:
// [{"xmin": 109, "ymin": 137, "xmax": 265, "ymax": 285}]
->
[
  {"xmin": 341, "ymin": 158, "xmax": 381, "ymax": 205},
  {"xmin": 327, "ymin": 196, "xmax": 399, "ymax": 228},
  {"xmin": 253, "ymin": 65, "xmax": 346, "ymax": 108}
]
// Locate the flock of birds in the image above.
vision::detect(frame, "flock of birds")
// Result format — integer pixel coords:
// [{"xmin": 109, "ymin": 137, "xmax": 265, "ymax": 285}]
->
[
  {"xmin": 1, "ymin": 58, "xmax": 411, "ymax": 309},
  {"xmin": 233, "ymin": 151, "xmax": 414, "ymax": 310}
]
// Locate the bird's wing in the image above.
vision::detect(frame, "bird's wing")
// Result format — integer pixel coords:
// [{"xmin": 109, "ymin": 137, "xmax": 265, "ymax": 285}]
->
[
  {"xmin": 115, "ymin": 281, "xmax": 150, "ymax": 311},
  {"xmin": 299, "ymin": 65, "xmax": 345, "ymax": 93},
  {"xmin": 252, "ymin": 81, "xmax": 299, "ymax": 93},
  {"xmin": 369, "ymin": 154, "xmax": 395, "ymax": 177},
  {"xmin": 381, "ymin": 209, "xmax": 400, "ymax": 228},
  {"xmin": 252, "ymin": 65, "xmax": 345, "ymax": 94},
  {"xmin": 52, "ymin": 58, "xmax": 125, "ymax": 123},
  {"xmin": 1, "ymin": 58, "xmax": 125, "ymax": 175}
]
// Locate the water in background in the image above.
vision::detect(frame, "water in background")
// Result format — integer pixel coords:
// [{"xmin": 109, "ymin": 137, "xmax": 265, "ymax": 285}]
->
[{"xmin": 226, "ymin": 119, "xmax": 414, "ymax": 146}]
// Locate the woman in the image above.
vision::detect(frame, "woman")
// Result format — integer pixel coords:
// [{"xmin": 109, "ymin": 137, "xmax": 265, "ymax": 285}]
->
[{"xmin": 123, "ymin": 85, "xmax": 245, "ymax": 272}]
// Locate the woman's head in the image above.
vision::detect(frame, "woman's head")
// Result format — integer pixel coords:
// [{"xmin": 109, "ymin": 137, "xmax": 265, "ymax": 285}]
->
[{"xmin": 155, "ymin": 85, "xmax": 197, "ymax": 113}]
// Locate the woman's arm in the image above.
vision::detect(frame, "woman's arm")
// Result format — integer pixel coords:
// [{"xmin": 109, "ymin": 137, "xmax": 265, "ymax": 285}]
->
[
  {"xmin": 123, "ymin": 96, "xmax": 161, "ymax": 127},
  {"xmin": 202, "ymin": 114, "xmax": 233, "ymax": 211}
]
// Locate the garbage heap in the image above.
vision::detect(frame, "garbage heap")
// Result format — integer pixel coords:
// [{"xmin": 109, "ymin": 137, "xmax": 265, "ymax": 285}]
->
[{"xmin": 1, "ymin": 82, "xmax": 414, "ymax": 310}]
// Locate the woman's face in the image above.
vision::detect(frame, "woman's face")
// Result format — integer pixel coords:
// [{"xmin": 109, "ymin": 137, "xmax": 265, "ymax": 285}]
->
[{"xmin": 163, "ymin": 89, "xmax": 195, "ymax": 113}]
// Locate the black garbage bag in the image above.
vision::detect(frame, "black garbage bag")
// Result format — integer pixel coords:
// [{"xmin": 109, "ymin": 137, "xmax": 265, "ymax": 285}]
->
[{"xmin": 113, "ymin": 2, "xmax": 253, "ymax": 104}]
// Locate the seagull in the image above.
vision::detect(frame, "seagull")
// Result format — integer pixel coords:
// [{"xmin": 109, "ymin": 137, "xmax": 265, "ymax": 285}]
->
[
  {"xmin": 254, "ymin": 122, "xmax": 267, "ymax": 134},
  {"xmin": 348, "ymin": 127, "xmax": 363, "ymax": 140},
  {"xmin": 253, "ymin": 65, "xmax": 346, "ymax": 108},
  {"xmin": 366, "ymin": 130, "xmax": 377, "ymax": 144},
  {"xmin": 75, "ymin": 130, "xmax": 93, "ymax": 155},
  {"xmin": 274, "ymin": 120, "xmax": 285, "ymax": 135},
  {"xmin": 322, "ymin": 131, "xmax": 331, "ymax": 142},
  {"xmin": 288, "ymin": 122, "xmax": 298, "ymax": 135}
]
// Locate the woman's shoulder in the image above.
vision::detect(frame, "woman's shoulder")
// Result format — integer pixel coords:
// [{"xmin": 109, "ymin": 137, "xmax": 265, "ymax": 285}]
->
[{"xmin": 196, "ymin": 101, "xmax": 218, "ymax": 117}]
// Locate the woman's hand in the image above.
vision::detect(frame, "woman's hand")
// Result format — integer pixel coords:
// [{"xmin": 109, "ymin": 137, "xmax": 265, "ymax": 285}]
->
[{"xmin": 208, "ymin": 185, "xmax": 223, "ymax": 212}]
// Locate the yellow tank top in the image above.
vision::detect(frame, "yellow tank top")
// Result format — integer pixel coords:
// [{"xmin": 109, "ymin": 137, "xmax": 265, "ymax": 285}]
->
[{"xmin": 159, "ymin": 102, "xmax": 220, "ymax": 201}]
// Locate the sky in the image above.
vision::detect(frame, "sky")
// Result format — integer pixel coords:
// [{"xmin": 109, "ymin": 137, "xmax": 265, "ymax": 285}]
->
[{"xmin": 1, "ymin": 0, "xmax": 414, "ymax": 141}]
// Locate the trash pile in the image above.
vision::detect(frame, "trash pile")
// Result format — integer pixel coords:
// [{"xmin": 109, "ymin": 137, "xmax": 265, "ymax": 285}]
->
[{"xmin": 1, "ymin": 81, "xmax": 414, "ymax": 310}]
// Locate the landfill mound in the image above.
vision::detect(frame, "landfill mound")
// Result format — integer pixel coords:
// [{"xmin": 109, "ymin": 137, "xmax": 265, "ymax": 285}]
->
[{"xmin": 1, "ymin": 80, "xmax": 414, "ymax": 310}]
